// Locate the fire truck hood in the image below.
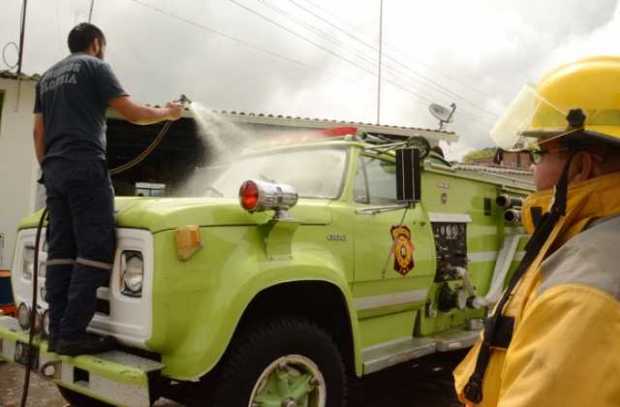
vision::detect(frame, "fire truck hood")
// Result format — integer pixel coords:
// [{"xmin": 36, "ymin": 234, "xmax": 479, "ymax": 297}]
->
[{"xmin": 19, "ymin": 197, "xmax": 333, "ymax": 233}]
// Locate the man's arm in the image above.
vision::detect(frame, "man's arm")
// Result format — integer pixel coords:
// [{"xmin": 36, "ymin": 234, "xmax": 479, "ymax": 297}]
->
[
  {"xmin": 33, "ymin": 113, "xmax": 45, "ymax": 165},
  {"xmin": 109, "ymin": 96, "xmax": 182, "ymax": 125},
  {"xmin": 94, "ymin": 61, "xmax": 182, "ymax": 125}
]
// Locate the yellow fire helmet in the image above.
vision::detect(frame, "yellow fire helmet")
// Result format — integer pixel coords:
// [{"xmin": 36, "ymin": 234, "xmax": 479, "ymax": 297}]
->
[{"xmin": 491, "ymin": 56, "xmax": 620, "ymax": 150}]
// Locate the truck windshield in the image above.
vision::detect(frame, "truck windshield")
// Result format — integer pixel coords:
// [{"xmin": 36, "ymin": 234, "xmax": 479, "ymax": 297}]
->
[{"xmin": 203, "ymin": 147, "xmax": 347, "ymax": 199}]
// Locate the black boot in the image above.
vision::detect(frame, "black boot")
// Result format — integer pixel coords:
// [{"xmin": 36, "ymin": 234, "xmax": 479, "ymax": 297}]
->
[{"xmin": 56, "ymin": 333, "xmax": 117, "ymax": 356}]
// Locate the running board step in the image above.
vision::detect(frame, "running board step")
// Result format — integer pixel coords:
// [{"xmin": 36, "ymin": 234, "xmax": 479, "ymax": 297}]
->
[
  {"xmin": 362, "ymin": 329, "xmax": 480, "ymax": 375},
  {"xmin": 55, "ymin": 350, "xmax": 164, "ymax": 406},
  {"xmin": 434, "ymin": 329, "xmax": 480, "ymax": 352},
  {"xmin": 362, "ymin": 337, "xmax": 435, "ymax": 375}
]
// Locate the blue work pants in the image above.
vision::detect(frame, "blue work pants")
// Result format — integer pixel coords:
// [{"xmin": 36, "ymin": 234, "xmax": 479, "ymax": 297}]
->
[{"xmin": 42, "ymin": 158, "xmax": 115, "ymax": 341}]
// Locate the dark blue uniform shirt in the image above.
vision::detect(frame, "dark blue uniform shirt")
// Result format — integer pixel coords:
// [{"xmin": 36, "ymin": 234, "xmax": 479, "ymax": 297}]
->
[{"xmin": 34, "ymin": 53, "xmax": 127, "ymax": 162}]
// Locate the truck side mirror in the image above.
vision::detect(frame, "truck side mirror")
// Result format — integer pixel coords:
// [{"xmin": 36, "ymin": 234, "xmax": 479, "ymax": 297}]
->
[{"xmin": 395, "ymin": 148, "xmax": 422, "ymax": 203}]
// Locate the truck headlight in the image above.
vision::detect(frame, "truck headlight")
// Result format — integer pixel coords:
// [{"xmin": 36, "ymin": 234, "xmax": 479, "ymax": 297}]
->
[
  {"xmin": 120, "ymin": 251, "xmax": 144, "ymax": 298},
  {"xmin": 22, "ymin": 245, "xmax": 35, "ymax": 281},
  {"xmin": 42, "ymin": 309, "xmax": 50, "ymax": 338},
  {"xmin": 34, "ymin": 309, "xmax": 43, "ymax": 334},
  {"xmin": 17, "ymin": 303, "xmax": 31, "ymax": 330}
]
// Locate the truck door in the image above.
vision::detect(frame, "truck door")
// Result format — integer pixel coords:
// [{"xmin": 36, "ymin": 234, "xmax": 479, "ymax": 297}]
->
[{"xmin": 351, "ymin": 154, "xmax": 435, "ymax": 315}]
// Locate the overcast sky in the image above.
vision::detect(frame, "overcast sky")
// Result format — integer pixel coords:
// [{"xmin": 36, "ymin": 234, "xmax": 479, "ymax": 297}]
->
[{"xmin": 2, "ymin": 0, "xmax": 619, "ymax": 158}]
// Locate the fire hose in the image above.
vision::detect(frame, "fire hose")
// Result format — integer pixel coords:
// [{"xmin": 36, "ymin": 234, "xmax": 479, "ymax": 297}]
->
[{"xmin": 19, "ymin": 94, "xmax": 191, "ymax": 407}]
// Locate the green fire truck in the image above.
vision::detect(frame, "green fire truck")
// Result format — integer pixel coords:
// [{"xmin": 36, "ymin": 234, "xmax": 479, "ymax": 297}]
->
[{"xmin": 0, "ymin": 130, "xmax": 532, "ymax": 406}]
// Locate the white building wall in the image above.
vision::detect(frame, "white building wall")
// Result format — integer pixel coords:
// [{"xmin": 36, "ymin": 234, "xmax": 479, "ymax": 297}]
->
[{"xmin": 0, "ymin": 78, "xmax": 38, "ymax": 270}]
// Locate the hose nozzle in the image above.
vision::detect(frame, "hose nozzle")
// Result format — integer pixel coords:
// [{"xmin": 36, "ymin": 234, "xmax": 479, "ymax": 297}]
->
[{"xmin": 178, "ymin": 94, "xmax": 192, "ymax": 106}]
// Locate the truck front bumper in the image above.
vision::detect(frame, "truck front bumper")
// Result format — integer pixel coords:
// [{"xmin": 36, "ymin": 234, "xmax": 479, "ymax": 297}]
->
[{"xmin": 0, "ymin": 316, "xmax": 163, "ymax": 407}]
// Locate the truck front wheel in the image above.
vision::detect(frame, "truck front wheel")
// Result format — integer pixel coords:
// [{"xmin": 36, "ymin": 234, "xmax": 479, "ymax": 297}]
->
[{"xmin": 207, "ymin": 317, "xmax": 348, "ymax": 407}]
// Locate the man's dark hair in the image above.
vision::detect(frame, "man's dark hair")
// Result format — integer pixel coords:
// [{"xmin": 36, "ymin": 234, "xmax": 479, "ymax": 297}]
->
[{"xmin": 67, "ymin": 23, "xmax": 106, "ymax": 53}]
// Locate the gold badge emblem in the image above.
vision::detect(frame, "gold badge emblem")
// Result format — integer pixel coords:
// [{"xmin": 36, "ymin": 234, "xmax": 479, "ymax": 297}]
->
[{"xmin": 391, "ymin": 225, "xmax": 415, "ymax": 275}]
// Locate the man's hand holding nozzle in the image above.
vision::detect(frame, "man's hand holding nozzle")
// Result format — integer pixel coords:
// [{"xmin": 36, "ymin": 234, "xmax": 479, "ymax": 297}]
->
[{"xmin": 166, "ymin": 101, "xmax": 184, "ymax": 121}]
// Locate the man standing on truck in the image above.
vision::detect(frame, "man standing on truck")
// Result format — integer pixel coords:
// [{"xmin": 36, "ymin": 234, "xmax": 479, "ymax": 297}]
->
[
  {"xmin": 453, "ymin": 56, "xmax": 620, "ymax": 406},
  {"xmin": 33, "ymin": 23, "xmax": 183, "ymax": 356}
]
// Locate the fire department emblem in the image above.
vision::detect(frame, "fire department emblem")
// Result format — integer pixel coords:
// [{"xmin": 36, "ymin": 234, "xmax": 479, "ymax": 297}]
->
[{"xmin": 391, "ymin": 225, "xmax": 415, "ymax": 275}]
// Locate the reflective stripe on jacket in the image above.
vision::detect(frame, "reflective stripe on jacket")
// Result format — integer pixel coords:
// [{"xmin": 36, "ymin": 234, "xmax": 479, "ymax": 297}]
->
[{"xmin": 454, "ymin": 212, "xmax": 620, "ymax": 406}]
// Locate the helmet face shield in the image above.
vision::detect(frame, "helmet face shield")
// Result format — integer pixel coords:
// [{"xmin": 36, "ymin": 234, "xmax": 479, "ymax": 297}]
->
[{"xmin": 490, "ymin": 85, "xmax": 569, "ymax": 150}]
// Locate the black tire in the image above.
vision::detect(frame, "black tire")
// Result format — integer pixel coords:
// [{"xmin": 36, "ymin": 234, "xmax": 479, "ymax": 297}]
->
[
  {"xmin": 207, "ymin": 317, "xmax": 348, "ymax": 407},
  {"xmin": 57, "ymin": 385, "xmax": 112, "ymax": 406}
]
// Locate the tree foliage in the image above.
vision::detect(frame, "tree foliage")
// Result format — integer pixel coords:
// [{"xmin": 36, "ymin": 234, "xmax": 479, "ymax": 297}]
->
[{"xmin": 462, "ymin": 147, "xmax": 496, "ymax": 163}]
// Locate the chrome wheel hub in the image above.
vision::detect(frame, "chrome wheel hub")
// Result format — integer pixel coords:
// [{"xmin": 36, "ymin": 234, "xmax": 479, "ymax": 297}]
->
[{"xmin": 248, "ymin": 354, "xmax": 326, "ymax": 407}]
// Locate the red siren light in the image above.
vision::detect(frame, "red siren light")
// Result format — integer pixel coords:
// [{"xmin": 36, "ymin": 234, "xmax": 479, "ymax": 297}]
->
[
  {"xmin": 239, "ymin": 180, "xmax": 259, "ymax": 211},
  {"xmin": 238, "ymin": 179, "xmax": 298, "ymax": 218}
]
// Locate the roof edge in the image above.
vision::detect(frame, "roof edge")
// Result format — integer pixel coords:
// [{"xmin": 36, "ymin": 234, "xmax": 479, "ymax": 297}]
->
[
  {"xmin": 0, "ymin": 70, "xmax": 41, "ymax": 81},
  {"xmin": 107, "ymin": 107, "xmax": 458, "ymax": 143}
]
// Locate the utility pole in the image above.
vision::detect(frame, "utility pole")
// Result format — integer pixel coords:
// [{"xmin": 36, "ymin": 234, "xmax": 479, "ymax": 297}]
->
[
  {"xmin": 376, "ymin": 0, "xmax": 383, "ymax": 125},
  {"xmin": 16, "ymin": 0, "xmax": 28, "ymax": 77},
  {"xmin": 88, "ymin": 0, "xmax": 95, "ymax": 23}
]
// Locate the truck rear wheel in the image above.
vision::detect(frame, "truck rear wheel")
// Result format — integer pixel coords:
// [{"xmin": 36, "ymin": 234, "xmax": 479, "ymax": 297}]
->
[{"xmin": 207, "ymin": 317, "xmax": 348, "ymax": 407}]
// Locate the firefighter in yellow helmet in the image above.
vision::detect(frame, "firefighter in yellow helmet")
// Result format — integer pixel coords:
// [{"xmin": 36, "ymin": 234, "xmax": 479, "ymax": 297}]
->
[{"xmin": 454, "ymin": 56, "xmax": 620, "ymax": 406}]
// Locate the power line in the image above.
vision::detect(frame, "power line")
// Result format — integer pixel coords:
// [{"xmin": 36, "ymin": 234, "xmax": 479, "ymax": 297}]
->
[
  {"xmin": 229, "ymin": 0, "xmax": 497, "ymax": 127},
  {"xmin": 378, "ymin": 67, "xmax": 497, "ymax": 126},
  {"xmin": 126, "ymin": 0, "xmax": 427, "ymax": 107},
  {"xmin": 290, "ymin": 0, "xmax": 501, "ymax": 118},
  {"xmin": 257, "ymin": 0, "xmax": 459, "ymax": 111},
  {"xmin": 298, "ymin": 0, "xmax": 504, "ymax": 100},
  {"xmin": 225, "ymin": 0, "xmax": 379, "ymax": 76},
  {"xmin": 257, "ymin": 0, "xmax": 379, "ymax": 70},
  {"xmin": 257, "ymin": 0, "xmax": 456, "ymax": 114},
  {"xmin": 290, "ymin": 0, "xmax": 379, "ymax": 54},
  {"xmin": 259, "ymin": 0, "xmax": 341, "ymax": 45},
  {"xmin": 128, "ymin": 0, "xmax": 422, "ymax": 106},
  {"xmin": 289, "ymin": 0, "xmax": 506, "ymax": 105},
  {"xmin": 126, "ymin": 0, "xmax": 308, "ymax": 68},
  {"xmin": 291, "ymin": 0, "xmax": 498, "ymax": 114},
  {"xmin": 225, "ymin": 0, "xmax": 454, "ymax": 110},
  {"xmin": 2, "ymin": 42, "xmax": 18, "ymax": 70},
  {"xmin": 253, "ymin": 0, "xmax": 496, "ymax": 126},
  {"xmin": 126, "ymin": 0, "xmax": 488, "ymax": 126}
]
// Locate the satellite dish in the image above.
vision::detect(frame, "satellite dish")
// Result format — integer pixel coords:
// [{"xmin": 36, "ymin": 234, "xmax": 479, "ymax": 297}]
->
[
  {"xmin": 429, "ymin": 104, "xmax": 452, "ymax": 122},
  {"xmin": 429, "ymin": 103, "xmax": 456, "ymax": 130}
]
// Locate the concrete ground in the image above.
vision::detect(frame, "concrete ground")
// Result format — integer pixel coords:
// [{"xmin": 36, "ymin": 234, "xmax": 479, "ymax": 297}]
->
[{"xmin": 0, "ymin": 351, "xmax": 464, "ymax": 406}]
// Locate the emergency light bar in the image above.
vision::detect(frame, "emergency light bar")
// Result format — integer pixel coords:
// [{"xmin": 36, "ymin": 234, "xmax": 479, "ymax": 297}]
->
[
  {"xmin": 319, "ymin": 127, "xmax": 358, "ymax": 137},
  {"xmin": 239, "ymin": 180, "xmax": 298, "ymax": 219}
]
